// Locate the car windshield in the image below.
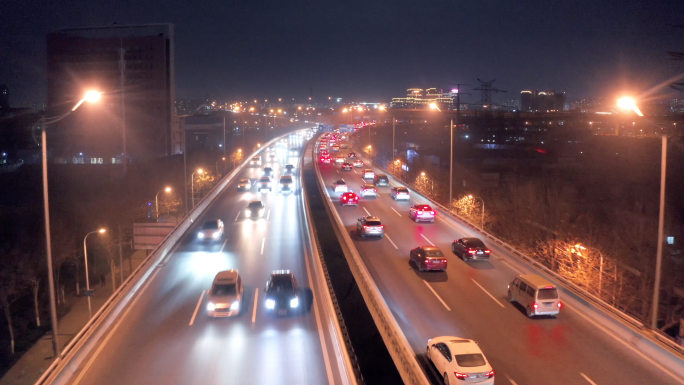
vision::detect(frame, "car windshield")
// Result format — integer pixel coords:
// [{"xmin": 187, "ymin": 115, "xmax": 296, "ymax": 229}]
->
[
  {"xmin": 212, "ymin": 283, "xmax": 236, "ymax": 296},
  {"xmin": 268, "ymin": 276, "xmax": 294, "ymax": 292},
  {"xmin": 537, "ymin": 288, "xmax": 559, "ymax": 300},
  {"xmin": 248, "ymin": 202, "xmax": 262, "ymax": 209},
  {"xmin": 259, "ymin": 177, "xmax": 270, "ymax": 182},
  {"xmin": 264, "ymin": 168, "xmax": 273, "ymax": 172},
  {"xmin": 366, "ymin": 220, "xmax": 382, "ymax": 226},
  {"xmin": 417, "ymin": 205, "xmax": 432, "ymax": 210},
  {"xmin": 455, "ymin": 353, "xmax": 486, "ymax": 367},
  {"xmin": 202, "ymin": 221, "xmax": 218, "ymax": 229},
  {"xmin": 397, "ymin": 188, "xmax": 408, "ymax": 193},
  {"xmin": 425, "ymin": 250, "xmax": 444, "ymax": 257}
]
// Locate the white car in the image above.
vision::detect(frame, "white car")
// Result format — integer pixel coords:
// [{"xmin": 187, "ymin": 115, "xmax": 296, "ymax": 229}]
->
[
  {"xmin": 207, "ymin": 270, "xmax": 243, "ymax": 317},
  {"xmin": 427, "ymin": 336, "xmax": 495, "ymax": 385},
  {"xmin": 362, "ymin": 169, "xmax": 375, "ymax": 179},
  {"xmin": 360, "ymin": 184, "xmax": 377, "ymax": 197},
  {"xmin": 332, "ymin": 180, "xmax": 348, "ymax": 193}
]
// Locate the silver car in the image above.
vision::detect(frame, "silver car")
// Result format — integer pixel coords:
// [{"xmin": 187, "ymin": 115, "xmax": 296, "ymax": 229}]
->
[
  {"xmin": 357, "ymin": 216, "xmax": 384, "ymax": 238},
  {"xmin": 207, "ymin": 270, "xmax": 244, "ymax": 317},
  {"xmin": 360, "ymin": 184, "xmax": 377, "ymax": 197},
  {"xmin": 197, "ymin": 219, "xmax": 224, "ymax": 242}
]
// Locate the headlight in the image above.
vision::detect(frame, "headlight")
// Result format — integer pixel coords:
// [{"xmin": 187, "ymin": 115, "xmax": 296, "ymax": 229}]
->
[
  {"xmin": 207, "ymin": 302, "xmax": 215, "ymax": 311},
  {"xmin": 259, "ymin": 209, "xmax": 264, "ymax": 216},
  {"xmin": 268, "ymin": 183, "xmax": 272, "ymax": 187},
  {"xmin": 212, "ymin": 231, "xmax": 221, "ymax": 238},
  {"xmin": 245, "ymin": 209, "xmax": 251, "ymax": 216},
  {"xmin": 230, "ymin": 301, "xmax": 240, "ymax": 310},
  {"xmin": 198, "ymin": 232, "xmax": 205, "ymax": 238},
  {"xmin": 265, "ymin": 299, "xmax": 275, "ymax": 309},
  {"xmin": 290, "ymin": 297, "xmax": 299, "ymax": 308}
]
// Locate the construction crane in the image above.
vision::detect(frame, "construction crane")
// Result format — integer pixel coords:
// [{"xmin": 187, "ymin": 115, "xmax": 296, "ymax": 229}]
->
[{"xmin": 473, "ymin": 79, "xmax": 507, "ymax": 110}]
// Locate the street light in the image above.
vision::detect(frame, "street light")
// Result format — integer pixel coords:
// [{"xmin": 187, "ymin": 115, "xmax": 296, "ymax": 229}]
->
[
  {"xmin": 468, "ymin": 195, "xmax": 485, "ymax": 229},
  {"xmin": 617, "ymin": 97, "xmax": 644, "ymax": 116},
  {"xmin": 155, "ymin": 187, "xmax": 172, "ymax": 221},
  {"xmin": 83, "ymin": 229, "xmax": 106, "ymax": 320},
  {"xmin": 430, "ymin": 103, "xmax": 454, "ymax": 210},
  {"xmin": 216, "ymin": 157, "xmax": 226, "ymax": 176},
  {"xmin": 191, "ymin": 169, "xmax": 204, "ymax": 209},
  {"xmin": 41, "ymin": 90, "xmax": 101, "ymax": 356}
]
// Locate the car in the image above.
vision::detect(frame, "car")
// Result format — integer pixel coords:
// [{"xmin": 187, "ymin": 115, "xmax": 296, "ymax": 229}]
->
[
  {"xmin": 452, "ymin": 238, "xmax": 491, "ymax": 261},
  {"xmin": 409, "ymin": 204, "xmax": 435, "ymax": 223},
  {"xmin": 331, "ymin": 180, "xmax": 348, "ymax": 193},
  {"xmin": 250, "ymin": 156, "xmax": 262, "ymax": 166},
  {"xmin": 373, "ymin": 174, "xmax": 389, "ymax": 186},
  {"xmin": 268, "ymin": 153, "xmax": 276, "ymax": 161},
  {"xmin": 341, "ymin": 162, "xmax": 353, "ymax": 171},
  {"xmin": 284, "ymin": 164, "xmax": 295, "ymax": 173},
  {"xmin": 207, "ymin": 270, "xmax": 244, "ymax": 317},
  {"xmin": 390, "ymin": 187, "xmax": 410, "ymax": 200},
  {"xmin": 331, "ymin": 145, "xmax": 341, "ymax": 152},
  {"xmin": 426, "ymin": 336, "xmax": 495, "ymax": 385},
  {"xmin": 197, "ymin": 219, "xmax": 224, "ymax": 242},
  {"xmin": 262, "ymin": 167, "xmax": 274, "ymax": 176},
  {"xmin": 279, "ymin": 175, "xmax": 294, "ymax": 194},
  {"xmin": 353, "ymin": 160, "xmax": 364, "ymax": 168},
  {"xmin": 319, "ymin": 155, "xmax": 332, "ymax": 164},
  {"xmin": 362, "ymin": 169, "xmax": 375, "ymax": 179},
  {"xmin": 508, "ymin": 274, "xmax": 562, "ymax": 318},
  {"xmin": 348, "ymin": 152, "xmax": 357, "ymax": 158},
  {"xmin": 320, "ymin": 150, "xmax": 329, "ymax": 157},
  {"xmin": 410, "ymin": 246, "xmax": 447, "ymax": 271},
  {"xmin": 237, "ymin": 178, "xmax": 251, "ymax": 191},
  {"xmin": 245, "ymin": 200, "xmax": 265, "ymax": 218},
  {"xmin": 340, "ymin": 192, "xmax": 359, "ymax": 206},
  {"xmin": 357, "ymin": 216, "xmax": 384, "ymax": 238},
  {"xmin": 335, "ymin": 156, "xmax": 345, "ymax": 163},
  {"xmin": 264, "ymin": 270, "xmax": 300, "ymax": 316},
  {"xmin": 258, "ymin": 176, "xmax": 272, "ymax": 191},
  {"xmin": 360, "ymin": 183, "xmax": 377, "ymax": 197},
  {"xmin": 289, "ymin": 149, "xmax": 298, "ymax": 156}
]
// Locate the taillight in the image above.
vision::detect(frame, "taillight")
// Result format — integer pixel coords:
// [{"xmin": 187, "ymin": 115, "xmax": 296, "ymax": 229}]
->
[
  {"xmin": 374, "ymin": 189, "xmax": 377, "ymax": 192},
  {"xmin": 379, "ymin": 225, "xmax": 384, "ymax": 229},
  {"xmin": 342, "ymin": 197, "xmax": 347, "ymax": 201},
  {"xmin": 430, "ymin": 211, "xmax": 435, "ymax": 215},
  {"xmin": 485, "ymin": 369, "xmax": 495, "ymax": 378},
  {"xmin": 485, "ymin": 250, "xmax": 491, "ymax": 254},
  {"xmin": 532, "ymin": 302, "xmax": 538, "ymax": 309},
  {"xmin": 363, "ymin": 226, "xmax": 370, "ymax": 229},
  {"xmin": 454, "ymin": 372, "xmax": 469, "ymax": 380},
  {"xmin": 354, "ymin": 197, "xmax": 359, "ymax": 200},
  {"xmin": 468, "ymin": 249, "xmax": 477, "ymax": 254},
  {"xmin": 558, "ymin": 302, "xmax": 562, "ymax": 308}
]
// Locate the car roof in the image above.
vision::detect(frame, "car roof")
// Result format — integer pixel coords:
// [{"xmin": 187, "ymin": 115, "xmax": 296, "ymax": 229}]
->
[
  {"xmin": 364, "ymin": 216, "xmax": 380, "ymax": 220},
  {"xmin": 420, "ymin": 246, "xmax": 440, "ymax": 251},
  {"xmin": 285, "ymin": 164, "xmax": 294, "ymax": 167},
  {"xmin": 363, "ymin": 184, "xmax": 375, "ymax": 187},
  {"xmin": 375, "ymin": 174, "xmax": 388, "ymax": 178},
  {"xmin": 239, "ymin": 178, "xmax": 250, "ymax": 182},
  {"xmin": 395, "ymin": 187, "xmax": 409, "ymax": 190},
  {"xmin": 446, "ymin": 338, "xmax": 483, "ymax": 355},
  {"xmin": 463, "ymin": 237, "xmax": 485, "ymax": 246},
  {"xmin": 213, "ymin": 269, "xmax": 239, "ymax": 283},
  {"xmin": 203, "ymin": 219, "xmax": 220, "ymax": 224},
  {"xmin": 414, "ymin": 204, "xmax": 432, "ymax": 208},
  {"xmin": 335, "ymin": 180, "xmax": 346, "ymax": 184},
  {"xmin": 248, "ymin": 200, "xmax": 263, "ymax": 205}
]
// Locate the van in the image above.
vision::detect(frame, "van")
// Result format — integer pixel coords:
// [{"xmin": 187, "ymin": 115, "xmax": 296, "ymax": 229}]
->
[{"xmin": 507, "ymin": 274, "xmax": 561, "ymax": 318}]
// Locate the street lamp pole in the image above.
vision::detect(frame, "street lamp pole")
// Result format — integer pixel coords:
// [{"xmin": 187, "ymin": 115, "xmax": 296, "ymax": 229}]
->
[
  {"xmin": 83, "ymin": 229, "xmax": 105, "ymax": 320},
  {"xmin": 469, "ymin": 195, "xmax": 485, "ymax": 229},
  {"xmin": 450, "ymin": 118, "xmax": 453, "ymax": 211},
  {"xmin": 155, "ymin": 187, "xmax": 171, "ymax": 221},
  {"xmin": 652, "ymin": 134, "xmax": 667, "ymax": 331}
]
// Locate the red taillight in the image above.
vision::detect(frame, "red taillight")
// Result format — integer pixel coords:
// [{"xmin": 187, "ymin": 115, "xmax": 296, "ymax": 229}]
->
[
  {"xmin": 363, "ymin": 226, "xmax": 370, "ymax": 229},
  {"xmin": 533, "ymin": 302, "xmax": 539, "ymax": 309},
  {"xmin": 374, "ymin": 189, "xmax": 377, "ymax": 192},
  {"xmin": 454, "ymin": 372, "xmax": 469, "ymax": 379},
  {"xmin": 485, "ymin": 369, "xmax": 495, "ymax": 378},
  {"xmin": 485, "ymin": 250, "xmax": 491, "ymax": 254},
  {"xmin": 468, "ymin": 249, "xmax": 477, "ymax": 254},
  {"xmin": 379, "ymin": 225, "xmax": 384, "ymax": 229},
  {"xmin": 354, "ymin": 197, "xmax": 359, "ymax": 201},
  {"xmin": 342, "ymin": 197, "xmax": 347, "ymax": 201},
  {"xmin": 558, "ymin": 302, "xmax": 562, "ymax": 308}
]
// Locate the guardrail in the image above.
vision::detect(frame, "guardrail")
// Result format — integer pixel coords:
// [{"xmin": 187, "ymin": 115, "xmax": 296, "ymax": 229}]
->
[
  {"xmin": 348, "ymin": 140, "xmax": 684, "ymax": 382},
  {"xmin": 37, "ymin": 135, "xmax": 284, "ymax": 385},
  {"xmin": 313, "ymin": 138, "xmax": 430, "ymax": 385}
]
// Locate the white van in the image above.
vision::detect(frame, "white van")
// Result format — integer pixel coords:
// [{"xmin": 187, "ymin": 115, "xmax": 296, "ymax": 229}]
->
[{"xmin": 508, "ymin": 274, "xmax": 561, "ymax": 318}]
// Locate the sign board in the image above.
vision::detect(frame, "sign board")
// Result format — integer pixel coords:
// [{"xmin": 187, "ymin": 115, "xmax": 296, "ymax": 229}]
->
[
  {"xmin": 82, "ymin": 290, "xmax": 94, "ymax": 297},
  {"xmin": 339, "ymin": 124, "xmax": 354, "ymax": 132},
  {"xmin": 318, "ymin": 124, "xmax": 334, "ymax": 132},
  {"xmin": 133, "ymin": 222, "xmax": 178, "ymax": 250}
]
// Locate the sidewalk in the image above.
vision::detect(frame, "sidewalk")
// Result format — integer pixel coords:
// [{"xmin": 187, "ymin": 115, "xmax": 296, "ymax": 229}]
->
[{"xmin": 0, "ymin": 250, "xmax": 148, "ymax": 385}]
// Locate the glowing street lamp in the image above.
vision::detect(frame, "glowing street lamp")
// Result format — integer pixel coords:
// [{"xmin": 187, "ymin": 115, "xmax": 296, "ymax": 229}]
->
[
  {"xmin": 155, "ymin": 187, "xmax": 172, "ymax": 221},
  {"xmin": 429, "ymin": 103, "xmax": 441, "ymax": 112},
  {"xmin": 617, "ymin": 97, "xmax": 644, "ymax": 117}
]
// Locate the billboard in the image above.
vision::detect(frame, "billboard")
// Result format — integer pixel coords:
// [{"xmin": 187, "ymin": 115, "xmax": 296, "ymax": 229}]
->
[
  {"xmin": 318, "ymin": 124, "xmax": 335, "ymax": 132},
  {"xmin": 339, "ymin": 124, "xmax": 354, "ymax": 132}
]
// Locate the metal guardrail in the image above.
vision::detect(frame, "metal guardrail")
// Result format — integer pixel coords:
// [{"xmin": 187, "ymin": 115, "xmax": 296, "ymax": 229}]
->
[
  {"xmin": 37, "ymin": 135, "xmax": 284, "ymax": 385},
  {"xmin": 313, "ymin": 139, "xmax": 430, "ymax": 385}
]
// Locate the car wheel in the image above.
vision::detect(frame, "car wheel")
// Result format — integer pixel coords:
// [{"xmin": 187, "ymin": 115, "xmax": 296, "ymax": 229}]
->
[
  {"xmin": 527, "ymin": 306, "xmax": 535, "ymax": 318},
  {"xmin": 444, "ymin": 373, "xmax": 450, "ymax": 385},
  {"xmin": 418, "ymin": 263, "xmax": 424, "ymax": 272},
  {"xmin": 508, "ymin": 291, "xmax": 514, "ymax": 302}
]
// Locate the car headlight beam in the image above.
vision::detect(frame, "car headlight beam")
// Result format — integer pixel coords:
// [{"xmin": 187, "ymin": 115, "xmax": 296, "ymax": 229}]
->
[
  {"xmin": 207, "ymin": 302, "xmax": 215, "ymax": 311},
  {"xmin": 230, "ymin": 301, "xmax": 240, "ymax": 310},
  {"xmin": 290, "ymin": 297, "xmax": 299, "ymax": 308},
  {"xmin": 265, "ymin": 299, "xmax": 275, "ymax": 309},
  {"xmin": 198, "ymin": 232, "xmax": 204, "ymax": 238},
  {"xmin": 245, "ymin": 209, "xmax": 251, "ymax": 216}
]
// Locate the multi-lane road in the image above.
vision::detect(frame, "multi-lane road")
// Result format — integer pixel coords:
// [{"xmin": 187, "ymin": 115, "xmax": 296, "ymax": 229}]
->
[
  {"xmin": 316, "ymin": 136, "xmax": 683, "ymax": 385},
  {"xmin": 67, "ymin": 131, "xmax": 346, "ymax": 385}
]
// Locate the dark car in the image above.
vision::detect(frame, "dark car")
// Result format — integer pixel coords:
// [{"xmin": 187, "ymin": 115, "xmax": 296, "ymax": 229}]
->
[
  {"xmin": 245, "ymin": 201, "xmax": 265, "ymax": 218},
  {"xmin": 284, "ymin": 164, "xmax": 295, "ymax": 174},
  {"xmin": 373, "ymin": 174, "xmax": 389, "ymax": 187},
  {"xmin": 262, "ymin": 167, "xmax": 274, "ymax": 177},
  {"xmin": 452, "ymin": 238, "xmax": 491, "ymax": 261},
  {"xmin": 410, "ymin": 246, "xmax": 448, "ymax": 272},
  {"xmin": 264, "ymin": 270, "xmax": 300, "ymax": 316}
]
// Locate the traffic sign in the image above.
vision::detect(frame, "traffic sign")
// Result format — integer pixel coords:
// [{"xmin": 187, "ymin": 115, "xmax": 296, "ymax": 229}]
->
[
  {"xmin": 82, "ymin": 289, "xmax": 94, "ymax": 297},
  {"xmin": 318, "ymin": 124, "xmax": 334, "ymax": 132},
  {"xmin": 339, "ymin": 124, "xmax": 354, "ymax": 132}
]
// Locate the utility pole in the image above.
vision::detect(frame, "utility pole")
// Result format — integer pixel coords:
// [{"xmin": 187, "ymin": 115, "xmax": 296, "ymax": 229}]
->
[
  {"xmin": 651, "ymin": 135, "xmax": 667, "ymax": 331},
  {"xmin": 119, "ymin": 41, "xmax": 127, "ymax": 175},
  {"xmin": 392, "ymin": 116, "xmax": 396, "ymax": 161},
  {"xmin": 223, "ymin": 116, "xmax": 226, "ymax": 175},
  {"xmin": 118, "ymin": 225, "xmax": 124, "ymax": 284}
]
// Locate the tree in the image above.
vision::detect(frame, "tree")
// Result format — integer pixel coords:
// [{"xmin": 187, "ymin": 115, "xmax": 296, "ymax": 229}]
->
[{"xmin": 0, "ymin": 248, "xmax": 26, "ymax": 355}]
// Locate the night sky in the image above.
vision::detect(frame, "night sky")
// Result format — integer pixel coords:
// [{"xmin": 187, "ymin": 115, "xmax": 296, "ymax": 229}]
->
[{"xmin": 1, "ymin": 0, "xmax": 683, "ymax": 106}]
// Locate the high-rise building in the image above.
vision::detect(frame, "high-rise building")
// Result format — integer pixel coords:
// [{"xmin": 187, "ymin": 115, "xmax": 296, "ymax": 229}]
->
[
  {"xmin": 390, "ymin": 88, "xmax": 457, "ymax": 109},
  {"xmin": 46, "ymin": 24, "xmax": 176, "ymax": 164},
  {"xmin": 519, "ymin": 89, "xmax": 566, "ymax": 112}
]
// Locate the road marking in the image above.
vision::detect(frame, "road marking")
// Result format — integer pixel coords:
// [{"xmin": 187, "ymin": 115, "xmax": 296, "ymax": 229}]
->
[
  {"xmin": 420, "ymin": 234, "xmax": 435, "ymax": 246},
  {"xmin": 362, "ymin": 206, "xmax": 371, "ymax": 216},
  {"xmin": 72, "ymin": 268, "xmax": 161, "ymax": 385},
  {"xmin": 471, "ymin": 279, "xmax": 505, "ymax": 308},
  {"xmin": 500, "ymin": 259, "xmax": 523, "ymax": 275},
  {"xmin": 423, "ymin": 280, "xmax": 451, "ymax": 311},
  {"xmin": 252, "ymin": 288, "xmax": 259, "ymax": 323},
  {"xmin": 341, "ymin": 178, "xmax": 345, "ymax": 182},
  {"xmin": 567, "ymin": 305, "xmax": 684, "ymax": 385},
  {"xmin": 261, "ymin": 237, "xmax": 266, "ymax": 255},
  {"xmin": 391, "ymin": 207, "xmax": 402, "ymax": 217},
  {"xmin": 235, "ymin": 211, "xmax": 241, "ymax": 221},
  {"xmin": 384, "ymin": 234, "xmax": 399, "ymax": 249},
  {"xmin": 266, "ymin": 209, "xmax": 271, "ymax": 220},
  {"xmin": 353, "ymin": 170, "xmax": 358, "ymax": 174},
  {"xmin": 220, "ymin": 239, "xmax": 228, "ymax": 252},
  {"xmin": 189, "ymin": 290, "xmax": 206, "ymax": 326},
  {"xmin": 336, "ymin": 170, "xmax": 339, "ymax": 173},
  {"xmin": 505, "ymin": 375, "xmax": 519, "ymax": 385},
  {"xmin": 580, "ymin": 373, "xmax": 597, "ymax": 385}
]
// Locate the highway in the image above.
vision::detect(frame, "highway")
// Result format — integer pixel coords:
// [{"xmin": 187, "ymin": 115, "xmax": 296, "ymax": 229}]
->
[
  {"xmin": 67, "ymin": 131, "xmax": 345, "ymax": 385},
  {"xmin": 316, "ymin": 136, "xmax": 683, "ymax": 385}
]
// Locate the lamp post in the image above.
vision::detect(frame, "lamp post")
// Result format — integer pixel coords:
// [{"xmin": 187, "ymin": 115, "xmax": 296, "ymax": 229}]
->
[
  {"xmin": 468, "ymin": 194, "xmax": 485, "ymax": 229},
  {"xmin": 155, "ymin": 187, "xmax": 172, "ymax": 221},
  {"xmin": 216, "ymin": 157, "xmax": 225, "ymax": 176},
  {"xmin": 83, "ymin": 229, "xmax": 106, "ymax": 320},
  {"xmin": 191, "ymin": 169, "xmax": 204, "ymax": 209},
  {"xmin": 430, "ymin": 103, "xmax": 454, "ymax": 210},
  {"xmin": 41, "ymin": 90, "xmax": 101, "ymax": 356}
]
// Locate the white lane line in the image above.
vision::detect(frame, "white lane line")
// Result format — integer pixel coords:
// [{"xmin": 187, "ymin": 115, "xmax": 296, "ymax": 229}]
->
[
  {"xmin": 189, "ymin": 290, "xmax": 206, "ymax": 326},
  {"xmin": 568, "ymin": 306, "xmax": 684, "ymax": 385},
  {"xmin": 391, "ymin": 207, "xmax": 402, "ymax": 217},
  {"xmin": 470, "ymin": 279, "xmax": 505, "ymax": 308},
  {"xmin": 235, "ymin": 211, "xmax": 241, "ymax": 221},
  {"xmin": 341, "ymin": 178, "xmax": 345, "ymax": 182},
  {"xmin": 580, "ymin": 373, "xmax": 598, "ymax": 385},
  {"xmin": 500, "ymin": 259, "xmax": 523, "ymax": 275},
  {"xmin": 252, "ymin": 288, "xmax": 259, "ymax": 323},
  {"xmin": 353, "ymin": 169, "xmax": 358, "ymax": 174},
  {"xmin": 336, "ymin": 170, "xmax": 339, "ymax": 173},
  {"xmin": 506, "ymin": 375, "xmax": 519, "ymax": 385},
  {"xmin": 423, "ymin": 280, "xmax": 451, "ymax": 311},
  {"xmin": 266, "ymin": 209, "xmax": 271, "ymax": 221},
  {"xmin": 384, "ymin": 234, "xmax": 399, "ymax": 249},
  {"xmin": 362, "ymin": 206, "xmax": 371, "ymax": 216},
  {"xmin": 261, "ymin": 237, "xmax": 266, "ymax": 255},
  {"xmin": 420, "ymin": 234, "xmax": 435, "ymax": 246},
  {"xmin": 220, "ymin": 239, "xmax": 228, "ymax": 253},
  {"xmin": 72, "ymin": 268, "xmax": 161, "ymax": 385}
]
